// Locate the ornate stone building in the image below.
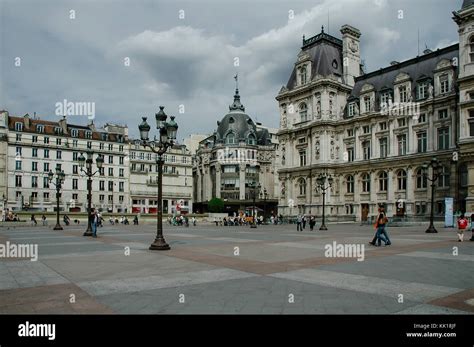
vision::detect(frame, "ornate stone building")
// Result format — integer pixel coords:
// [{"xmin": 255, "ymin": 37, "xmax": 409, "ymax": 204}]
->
[
  {"xmin": 276, "ymin": 2, "xmax": 474, "ymax": 222},
  {"xmin": 193, "ymin": 87, "xmax": 278, "ymax": 215}
]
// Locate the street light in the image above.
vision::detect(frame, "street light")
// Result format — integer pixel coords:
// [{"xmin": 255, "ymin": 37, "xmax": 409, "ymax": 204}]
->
[
  {"xmin": 316, "ymin": 173, "xmax": 333, "ymax": 231},
  {"xmin": 78, "ymin": 150, "xmax": 104, "ymax": 236},
  {"xmin": 138, "ymin": 106, "xmax": 178, "ymax": 251},
  {"xmin": 48, "ymin": 165, "xmax": 66, "ymax": 230},
  {"xmin": 259, "ymin": 187, "xmax": 268, "ymax": 224},
  {"xmin": 249, "ymin": 181, "xmax": 261, "ymax": 228},
  {"xmin": 423, "ymin": 157, "xmax": 440, "ymax": 233}
]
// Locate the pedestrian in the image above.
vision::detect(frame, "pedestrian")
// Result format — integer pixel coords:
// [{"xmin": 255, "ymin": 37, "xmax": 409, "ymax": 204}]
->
[
  {"xmin": 192, "ymin": 216, "xmax": 196, "ymax": 226},
  {"xmin": 457, "ymin": 214, "xmax": 468, "ymax": 242},
  {"xmin": 133, "ymin": 215, "xmax": 139, "ymax": 225},
  {"xmin": 30, "ymin": 214, "xmax": 37, "ymax": 226},
  {"xmin": 309, "ymin": 215, "xmax": 315, "ymax": 231},
  {"xmin": 370, "ymin": 207, "xmax": 391, "ymax": 246},
  {"xmin": 63, "ymin": 214, "xmax": 70, "ymax": 226},
  {"xmin": 470, "ymin": 213, "xmax": 474, "ymax": 241},
  {"xmin": 302, "ymin": 215, "xmax": 306, "ymax": 229},
  {"xmin": 296, "ymin": 215, "xmax": 302, "ymax": 231},
  {"xmin": 41, "ymin": 214, "xmax": 47, "ymax": 226},
  {"xmin": 91, "ymin": 210, "xmax": 98, "ymax": 238}
]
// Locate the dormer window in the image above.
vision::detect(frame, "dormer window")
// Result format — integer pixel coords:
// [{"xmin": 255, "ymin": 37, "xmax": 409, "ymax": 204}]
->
[
  {"xmin": 247, "ymin": 134, "xmax": 256, "ymax": 145},
  {"xmin": 418, "ymin": 82, "xmax": 428, "ymax": 99},
  {"xmin": 299, "ymin": 102, "xmax": 308, "ymax": 122},
  {"xmin": 399, "ymin": 85, "xmax": 408, "ymax": 103},
  {"xmin": 380, "ymin": 92, "xmax": 390, "ymax": 106},
  {"xmin": 15, "ymin": 122, "xmax": 23, "ymax": 132},
  {"xmin": 348, "ymin": 103, "xmax": 356, "ymax": 117},
  {"xmin": 85, "ymin": 131, "xmax": 92, "ymax": 139},
  {"xmin": 364, "ymin": 96, "xmax": 371, "ymax": 113},
  {"xmin": 226, "ymin": 133, "xmax": 236, "ymax": 144},
  {"xmin": 440, "ymin": 75, "xmax": 449, "ymax": 94},
  {"xmin": 71, "ymin": 129, "xmax": 78, "ymax": 137},
  {"xmin": 470, "ymin": 36, "xmax": 474, "ymax": 62},
  {"xmin": 36, "ymin": 124, "xmax": 44, "ymax": 133},
  {"xmin": 101, "ymin": 133, "xmax": 108, "ymax": 141},
  {"xmin": 300, "ymin": 66, "xmax": 307, "ymax": 85}
]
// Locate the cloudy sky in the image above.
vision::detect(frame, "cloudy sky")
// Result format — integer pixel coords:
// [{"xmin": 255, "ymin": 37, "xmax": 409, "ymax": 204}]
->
[{"xmin": 0, "ymin": 0, "xmax": 461, "ymax": 142}]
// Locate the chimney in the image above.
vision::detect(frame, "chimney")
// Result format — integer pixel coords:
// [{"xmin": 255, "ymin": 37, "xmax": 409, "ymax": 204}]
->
[
  {"xmin": 23, "ymin": 113, "xmax": 30, "ymax": 129},
  {"xmin": 58, "ymin": 116, "xmax": 68, "ymax": 134},
  {"xmin": 340, "ymin": 25, "xmax": 362, "ymax": 87}
]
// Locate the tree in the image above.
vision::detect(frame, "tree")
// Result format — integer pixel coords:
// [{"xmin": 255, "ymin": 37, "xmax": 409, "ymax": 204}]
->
[{"xmin": 208, "ymin": 198, "xmax": 224, "ymax": 213}]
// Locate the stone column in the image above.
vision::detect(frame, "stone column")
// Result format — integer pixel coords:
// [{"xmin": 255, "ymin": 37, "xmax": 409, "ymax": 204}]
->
[
  {"xmin": 215, "ymin": 164, "xmax": 221, "ymax": 198},
  {"xmin": 239, "ymin": 164, "xmax": 246, "ymax": 200}
]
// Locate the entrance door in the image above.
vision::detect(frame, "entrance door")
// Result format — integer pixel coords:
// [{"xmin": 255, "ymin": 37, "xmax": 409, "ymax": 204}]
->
[{"xmin": 361, "ymin": 204, "xmax": 369, "ymax": 222}]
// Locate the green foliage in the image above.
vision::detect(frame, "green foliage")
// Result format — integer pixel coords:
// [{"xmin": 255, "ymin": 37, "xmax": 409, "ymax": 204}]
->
[{"xmin": 208, "ymin": 198, "xmax": 224, "ymax": 212}]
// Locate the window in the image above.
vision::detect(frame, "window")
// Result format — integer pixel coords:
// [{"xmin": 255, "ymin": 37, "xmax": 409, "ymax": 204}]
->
[
  {"xmin": 56, "ymin": 138, "xmax": 62, "ymax": 145},
  {"xmin": 438, "ymin": 128, "xmax": 449, "ymax": 150},
  {"xmin": 73, "ymin": 140, "xmax": 78, "ymax": 147},
  {"xmin": 119, "ymin": 156, "xmax": 124, "ymax": 165},
  {"xmin": 119, "ymin": 182, "xmax": 124, "ymax": 192},
  {"xmin": 379, "ymin": 122, "xmax": 387, "ymax": 131},
  {"xmin": 346, "ymin": 175, "xmax": 354, "ymax": 193},
  {"xmin": 381, "ymin": 92, "xmax": 390, "ymax": 107},
  {"xmin": 299, "ymin": 103, "xmax": 308, "ymax": 122},
  {"xmin": 56, "ymin": 150, "xmax": 62, "ymax": 159},
  {"xmin": 347, "ymin": 129, "xmax": 354, "ymax": 137},
  {"xmin": 44, "ymin": 137, "xmax": 49, "ymax": 144},
  {"xmin": 417, "ymin": 132, "xmax": 427, "ymax": 153},
  {"xmin": 347, "ymin": 147, "xmax": 354, "ymax": 162},
  {"xmin": 438, "ymin": 109, "xmax": 448, "ymax": 119},
  {"xmin": 299, "ymin": 150, "xmax": 307, "ymax": 166},
  {"xmin": 87, "ymin": 141, "xmax": 92, "ymax": 149},
  {"xmin": 416, "ymin": 168, "xmax": 427, "ymax": 189},
  {"xmin": 147, "ymin": 153, "xmax": 152, "ymax": 161},
  {"xmin": 44, "ymin": 149, "xmax": 50, "ymax": 158},
  {"xmin": 363, "ymin": 125, "xmax": 370, "ymax": 134},
  {"xmin": 119, "ymin": 145, "xmax": 123, "ymax": 152},
  {"xmin": 108, "ymin": 181, "xmax": 114, "ymax": 191},
  {"xmin": 101, "ymin": 133, "xmax": 108, "ymax": 141},
  {"xmin": 43, "ymin": 177, "xmax": 49, "ymax": 188},
  {"xmin": 99, "ymin": 181, "xmax": 105, "ymax": 191},
  {"xmin": 418, "ymin": 113, "xmax": 426, "ymax": 123},
  {"xmin": 362, "ymin": 173, "xmax": 371, "ymax": 192},
  {"xmin": 73, "ymin": 165, "xmax": 78, "ymax": 174},
  {"xmin": 300, "ymin": 66, "xmax": 307, "ymax": 85},
  {"xmin": 15, "ymin": 160, "xmax": 22, "ymax": 170},
  {"xmin": 247, "ymin": 134, "xmax": 256, "ymax": 145},
  {"xmin": 438, "ymin": 166, "xmax": 450, "ymax": 188},
  {"xmin": 298, "ymin": 179, "xmax": 306, "ymax": 196},
  {"xmin": 44, "ymin": 163, "xmax": 49, "ymax": 172},
  {"xmin": 16, "ymin": 134, "xmax": 21, "ymax": 142},
  {"xmin": 119, "ymin": 168, "xmax": 124, "ymax": 177},
  {"xmin": 224, "ymin": 165, "xmax": 237, "ymax": 173},
  {"xmin": 100, "ymin": 143, "xmax": 105, "ymax": 150},
  {"xmin": 379, "ymin": 172, "xmax": 388, "ymax": 192},
  {"xmin": 15, "ymin": 122, "xmax": 23, "ymax": 131},
  {"xmin": 16, "ymin": 146, "xmax": 22, "ymax": 156},
  {"xmin": 397, "ymin": 118, "xmax": 406, "ymax": 127},
  {"xmin": 108, "ymin": 156, "xmax": 113, "ymax": 164},
  {"xmin": 379, "ymin": 138, "xmax": 388, "ymax": 158},
  {"xmin": 43, "ymin": 192, "xmax": 49, "ymax": 200},
  {"xmin": 108, "ymin": 168, "xmax": 113, "ymax": 176},
  {"xmin": 364, "ymin": 96, "xmax": 371, "ymax": 113},
  {"xmin": 108, "ymin": 144, "xmax": 113, "ymax": 151},
  {"xmin": 108, "ymin": 195, "xmax": 113, "ymax": 202},
  {"xmin": 399, "ymin": 85, "xmax": 408, "ymax": 103},
  {"xmin": 119, "ymin": 196, "xmax": 124, "ymax": 203},
  {"xmin": 72, "ymin": 194, "xmax": 78, "ymax": 200},
  {"xmin": 226, "ymin": 133, "xmax": 236, "ymax": 144},
  {"xmin": 348, "ymin": 103, "xmax": 356, "ymax": 117},
  {"xmin": 397, "ymin": 170, "xmax": 407, "ymax": 190},
  {"xmin": 71, "ymin": 129, "xmax": 78, "ymax": 137},
  {"xmin": 139, "ymin": 152, "xmax": 144, "ymax": 160},
  {"xmin": 15, "ymin": 175, "xmax": 22, "ymax": 187},
  {"xmin": 32, "ymin": 135, "xmax": 38, "ymax": 143},
  {"xmin": 398, "ymin": 134, "xmax": 407, "ymax": 155},
  {"xmin": 36, "ymin": 125, "xmax": 44, "ymax": 133},
  {"xmin": 32, "ymin": 162, "xmax": 38, "ymax": 171},
  {"xmin": 54, "ymin": 127, "xmax": 62, "ymax": 135},
  {"xmin": 418, "ymin": 83, "xmax": 427, "ymax": 99},
  {"xmin": 85, "ymin": 131, "xmax": 92, "ymax": 139},
  {"xmin": 440, "ymin": 75, "xmax": 449, "ymax": 94},
  {"xmin": 32, "ymin": 148, "xmax": 38, "ymax": 157},
  {"xmin": 362, "ymin": 141, "xmax": 371, "ymax": 160},
  {"xmin": 99, "ymin": 195, "xmax": 105, "ymax": 202},
  {"xmin": 72, "ymin": 179, "xmax": 78, "ymax": 190},
  {"xmin": 470, "ymin": 36, "xmax": 474, "ymax": 62}
]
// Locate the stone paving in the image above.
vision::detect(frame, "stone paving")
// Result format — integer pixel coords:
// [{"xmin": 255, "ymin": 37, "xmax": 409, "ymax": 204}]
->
[{"xmin": 0, "ymin": 221, "xmax": 473, "ymax": 314}]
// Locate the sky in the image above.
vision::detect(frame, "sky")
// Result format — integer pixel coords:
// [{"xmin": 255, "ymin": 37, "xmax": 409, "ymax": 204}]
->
[{"xmin": 0, "ymin": 0, "xmax": 461, "ymax": 142}]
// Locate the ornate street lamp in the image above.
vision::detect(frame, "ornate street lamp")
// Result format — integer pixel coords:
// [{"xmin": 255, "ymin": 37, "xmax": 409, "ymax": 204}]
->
[
  {"xmin": 138, "ymin": 106, "xmax": 178, "ymax": 250},
  {"xmin": 249, "ymin": 181, "xmax": 261, "ymax": 228},
  {"xmin": 316, "ymin": 173, "xmax": 333, "ymax": 231},
  {"xmin": 78, "ymin": 150, "xmax": 104, "ymax": 236},
  {"xmin": 48, "ymin": 165, "xmax": 66, "ymax": 230},
  {"xmin": 423, "ymin": 157, "xmax": 440, "ymax": 233},
  {"xmin": 259, "ymin": 187, "xmax": 268, "ymax": 224}
]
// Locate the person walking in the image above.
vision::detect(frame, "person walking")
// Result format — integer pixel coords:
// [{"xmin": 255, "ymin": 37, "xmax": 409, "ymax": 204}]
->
[
  {"xmin": 457, "ymin": 214, "xmax": 468, "ymax": 242},
  {"xmin": 30, "ymin": 214, "xmax": 37, "ymax": 226},
  {"xmin": 309, "ymin": 215, "xmax": 315, "ymax": 231},
  {"xmin": 192, "ymin": 216, "xmax": 196, "ymax": 226},
  {"xmin": 370, "ymin": 207, "xmax": 391, "ymax": 246},
  {"xmin": 91, "ymin": 210, "xmax": 98, "ymax": 238},
  {"xmin": 133, "ymin": 215, "xmax": 139, "ymax": 225},
  {"xmin": 41, "ymin": 214, "xmax": 47, "ymax": 226},
  {"xmin": 296, "ymin": 215, "xmax": 302, "ymax": 232},
  {"xmin": 302, "ymin": 215, "xmax": 306, "ymax": 229}
]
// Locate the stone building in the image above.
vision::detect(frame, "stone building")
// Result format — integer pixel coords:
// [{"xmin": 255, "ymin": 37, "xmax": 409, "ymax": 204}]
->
[
  {"xmin": 276, "ymin": 2, "xmax": 474, "ymax": 222},
  {"xmin": 193, "ymin": 87, "xmax": 278, "ymax": 215}
]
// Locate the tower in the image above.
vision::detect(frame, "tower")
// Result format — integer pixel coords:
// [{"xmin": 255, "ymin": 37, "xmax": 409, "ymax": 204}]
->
[{"xmin": 340, "ymin": 25, "xmax": 361, "ymax": 87}]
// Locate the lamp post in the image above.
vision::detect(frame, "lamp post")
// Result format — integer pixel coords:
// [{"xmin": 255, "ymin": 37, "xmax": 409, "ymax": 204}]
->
[
  {"xmin": 78, "ymin": 151, "xmax": 104, "ymax": 236},
  {"xmin": 259, "ymin": 187, "xmax": 268, "ymax": 224},
  {"xmin": 138, "ymin": 106, "xmax": 178, "ymax": 250},
  {"xmin": 249, "ymin": 181, "xmax": 261, "ymax": 228},
  {"xmin": 48, "ymin": 165, "xmax": 66, "ymax": 230},
  {"xmin": 423, "ymin": 157, "xmax": 440, "ymax": 233},
  {"xmin": 316, "ymin": 173, "xmax": 333, "ymax": 231}
]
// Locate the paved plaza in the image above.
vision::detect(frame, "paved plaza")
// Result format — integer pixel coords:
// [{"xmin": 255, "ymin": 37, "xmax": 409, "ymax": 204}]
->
[{"xmin": 0, "ymin": 222, "xmax": 473, "ymax": 314}]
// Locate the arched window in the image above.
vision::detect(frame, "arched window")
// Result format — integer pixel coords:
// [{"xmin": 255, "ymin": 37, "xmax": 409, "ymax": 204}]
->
[
  {"xmin": 378, "ymin": 171, "xmax": 388, "ymax": 192},
  {"xmin": 397, "ymin": 170, "xmax": 407, "ymax": 190},
  {"xmin": 300, "ymin": 66, "xmax": 307, "ymax": 85},
  {"xmin": 247, "ymin": 134, "xmax": 256, "ymax": 145},
  {"xmin": 470, "ymin": 36, "xmax": 474, "ymax": 62},
  {"xmin": 299, "ymin": 178, "xmax": 307, "ymax": 196},
  {"xmin": 346, "ymin": 175, "xmax": 354, "ymax": 194},
  {"xmin": 362, "ymin": 173, "xmax": 371, "ymax": 192},
  {"xmin": 226, "ymin": 133, "xmax": 236, "ymax": 144},
  {"xmin": 416, "ymin": 168, "xmax": 427, "ymax": 189},
  {"xmin": 438, "ymin": 165, "xmax": 450, "ymax": 188},
  {"xmin": 299, "ymin": 102, "xmax": 308, "ymax": 122}
]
